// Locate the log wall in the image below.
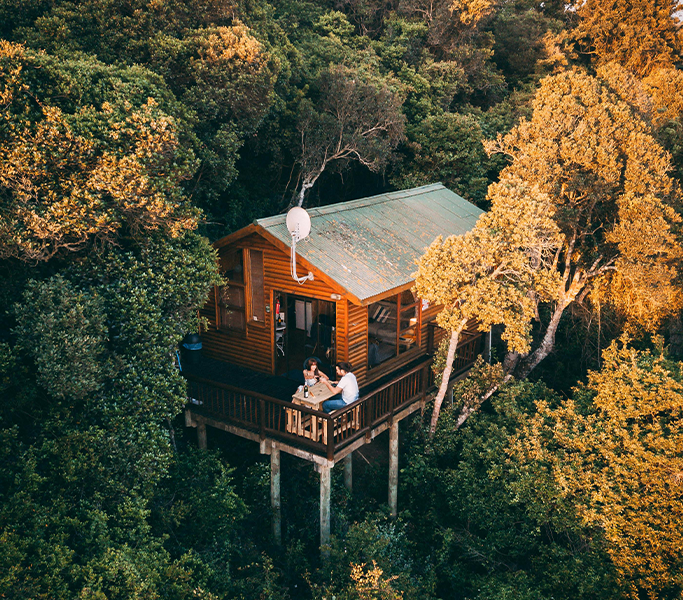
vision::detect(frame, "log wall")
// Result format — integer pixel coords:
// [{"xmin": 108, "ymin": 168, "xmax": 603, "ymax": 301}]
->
[{"xmin": 200, "ymin": 233, "xmax": 347, "ymax": 374}]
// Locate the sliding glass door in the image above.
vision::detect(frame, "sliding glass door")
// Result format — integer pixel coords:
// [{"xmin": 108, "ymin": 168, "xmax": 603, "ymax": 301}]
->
[{"xmin": 274, "ymin": 293, "xmax": 336, "ymax": 378}]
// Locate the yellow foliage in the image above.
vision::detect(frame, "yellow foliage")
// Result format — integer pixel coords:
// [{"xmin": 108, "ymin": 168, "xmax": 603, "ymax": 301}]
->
[
  {"xmin": 195, "ymin": 22, "xmax": 264, "ymax": 69},
  {"xmin": 415, "ymin": 176, "xmax": 563, "ymax": 354},
  {"xmin": 487, "ymin": 68, "xmax": 683, "ymax": 333},
  {"xmin": 449, "ymin": 0, "xmax": 496, "ymax": 26},
  {"xmin": 349, "ymin": 561, "xmax": 403, "ymax": 600},
  {"xmin": 569, "ymin": 0, "xmax": 683, "ymax": 77},
  {"xmin": 0, "ymin": 42, "xmax": 199, "ymax": 262},
  {"xmin": 417, "ymin": 67, "xmax": 682, "ymax": 429},
  {"xmin": 514, "ymin": 341, "xmax": 683, "ymax": 598},
  {"xmin": 643, "ymin": 67, "xmax": 683, "ymax": 126}
]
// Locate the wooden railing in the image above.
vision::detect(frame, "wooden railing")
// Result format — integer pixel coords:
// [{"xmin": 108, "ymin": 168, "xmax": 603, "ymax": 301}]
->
[{"xmin": 186, "ymin": 333, "xmax": 482, "ymax": 460}]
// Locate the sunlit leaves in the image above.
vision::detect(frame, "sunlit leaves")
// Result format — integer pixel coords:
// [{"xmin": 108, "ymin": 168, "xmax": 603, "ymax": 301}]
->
[
  {"xmin": 514, "ymin": 341, "xmax": 683, "ymax": 598},
  {"xmin": 569, "ymin": 0, "xmax": 683, "ymax": 78},
  {"xmin": 0, "ymin": 42, "xmax": 200, "ymax": 262},
  {"xmin": 416, "ymin": 176, "xmax": 563, "ymax": 355}
]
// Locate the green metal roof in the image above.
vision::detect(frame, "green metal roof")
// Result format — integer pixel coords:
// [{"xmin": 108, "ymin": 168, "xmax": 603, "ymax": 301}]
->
[{"xmin": 256, "ymin": 184, "xmax": 483, "ymax": 303}]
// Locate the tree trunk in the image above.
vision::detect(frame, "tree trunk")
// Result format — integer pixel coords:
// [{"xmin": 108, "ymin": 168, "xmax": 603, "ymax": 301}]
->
[
  {"xmin": 516, "ymin": 299, "xmax": 569, "ymax": 380},
  {"xmin": 296, "ymin": 166, "xmax": 326, "ymax": 207},
  {"xmin": 454, "ymin": 373, "xmax": 513, "ymax": 430},
  {"xmin": 429, "ymin": 324, "xmax": 465, "ymax": 436}
]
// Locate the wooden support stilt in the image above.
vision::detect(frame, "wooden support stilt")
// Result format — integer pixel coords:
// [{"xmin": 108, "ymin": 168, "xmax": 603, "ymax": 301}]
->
[
  {"xmin": 197, "ymin": 421, "xmax": 207, "ymax": 450},
  {"xmin": 270, "ymin": 448, "xmax": 282, "ymax": 545},
  {"xmin": 319, "ymin": 464, "xmax": 331, "ymax": 554},
  {"xmin": 388, "ymin": 420, "xmax": 399, "ymax": 518},
  {"xmin": 343, "ymin": 452, "xmax": 353, "ymax": 493}
]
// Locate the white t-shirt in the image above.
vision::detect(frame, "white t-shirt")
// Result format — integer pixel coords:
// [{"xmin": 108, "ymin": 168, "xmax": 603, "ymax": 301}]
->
[{"xmin": 338, "ymin": 372, "xmax": 359, "ymax": 404}]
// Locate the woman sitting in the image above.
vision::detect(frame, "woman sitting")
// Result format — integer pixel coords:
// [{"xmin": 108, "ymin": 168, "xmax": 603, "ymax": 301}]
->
[{"xmin": 303, "ymin": 358, "xmax": 328, "ymax": 387}]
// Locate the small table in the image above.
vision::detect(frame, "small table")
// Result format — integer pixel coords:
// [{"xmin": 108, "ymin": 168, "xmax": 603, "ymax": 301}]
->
[{"xmin": 287, "ymin": 381, "xmax": 336, "ymax": 441}]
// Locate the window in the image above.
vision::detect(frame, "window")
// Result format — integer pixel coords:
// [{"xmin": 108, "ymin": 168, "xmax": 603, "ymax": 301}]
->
[
  {"xmin": 367, "ymin": 290, "xmax": 420, "ymax": 368},
  {"xmin": 248, "ymin": 249, "xmax": 265, "ymax": 323},
  {"xmin": 217, "ymin": 248, "xmax": 245, "ymax": 332}
]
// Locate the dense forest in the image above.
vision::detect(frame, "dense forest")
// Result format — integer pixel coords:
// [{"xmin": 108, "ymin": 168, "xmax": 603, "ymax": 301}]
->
[{"xmin": 1, "ymin": 1, "xmax": 683, "ymax": 598}]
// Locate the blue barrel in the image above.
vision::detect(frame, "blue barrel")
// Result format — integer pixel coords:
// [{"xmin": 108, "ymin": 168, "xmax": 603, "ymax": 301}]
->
[{"xmin": 181, "ymin": 333, "xmax": 202, "ymax": 366}]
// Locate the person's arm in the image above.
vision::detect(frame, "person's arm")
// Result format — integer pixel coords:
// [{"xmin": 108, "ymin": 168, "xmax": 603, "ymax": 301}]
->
[{"xmin": 324, "ymin": 378, "xmax": 344, "ymax": 394}]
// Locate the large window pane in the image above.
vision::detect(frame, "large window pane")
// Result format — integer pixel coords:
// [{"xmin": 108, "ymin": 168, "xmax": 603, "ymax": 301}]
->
[{"xmin": 367, "ymin": 297, "xmax": 397, "ymax": 368}]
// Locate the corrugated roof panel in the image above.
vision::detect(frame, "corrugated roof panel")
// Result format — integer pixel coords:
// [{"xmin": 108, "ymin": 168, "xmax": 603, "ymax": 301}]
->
[{"xmin": 257, "ymin": 184, "xmax": 482, "ymax": 302}]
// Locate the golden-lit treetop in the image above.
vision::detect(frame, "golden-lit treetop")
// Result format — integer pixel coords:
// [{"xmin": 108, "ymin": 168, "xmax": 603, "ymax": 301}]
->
[
  {"xmin": 0, "ymin": 41, "xmax": 200, "ymax": 262},
  {"xmin": 569, "ymin": 0, "xmax": 683, "ymax": 77},
  {"xmin": 416, "ymin": 66, "xmax": 683, "ymax": 431},
  {"xmin": 486, "ymin": 65, "xmax": 683, "ymax": 333},
  {"xmin": 514, "ymin": 340, "xmax": 683, "ymax": 598},
  {"xmin": 415, "ymin": 176, "xmax": 563, "ymax": 354}
]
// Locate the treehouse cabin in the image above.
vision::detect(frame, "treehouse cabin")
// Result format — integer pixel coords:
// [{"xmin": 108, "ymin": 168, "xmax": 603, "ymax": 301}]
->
[{"xmin": 183, "ymin": 183, "xmax": 485, "ymax": 549}]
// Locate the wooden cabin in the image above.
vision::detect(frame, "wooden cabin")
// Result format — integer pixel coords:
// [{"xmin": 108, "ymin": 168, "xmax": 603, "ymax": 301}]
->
[{"xmin": 183, "ymin": 183, "xmax": 486, "ymax": 550}]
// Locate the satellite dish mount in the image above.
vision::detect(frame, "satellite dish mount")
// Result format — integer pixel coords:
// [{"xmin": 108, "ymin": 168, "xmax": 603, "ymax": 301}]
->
[{"xmin": 286, "ymin": 207, "xmax": 314, "ymax": 285}]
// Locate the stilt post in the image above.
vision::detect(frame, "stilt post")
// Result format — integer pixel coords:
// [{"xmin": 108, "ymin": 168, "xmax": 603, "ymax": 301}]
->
[
  {"xmin": 197, "ymin": 421, "xmax": 207, "ymax": 449},
  {"xmin": 388, "ymin": 420, "xmax": 399, "ymax": 517},
  {"xmin": 271, "ymin": 448, "xmax": 282, "ymax": 545},
  {"xmin": 343, "ymin": 452, "xmax": 353, "ymax": 493},
  {"xmin": 319, "ymin": 464, "xmax": 331, "ymax": 555}
]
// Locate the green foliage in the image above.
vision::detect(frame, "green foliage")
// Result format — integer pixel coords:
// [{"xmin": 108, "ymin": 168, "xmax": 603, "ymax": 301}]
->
[
  {"xmin": 401, "ymin": 382, "xmax": 624, "ymax": 599},
  {"xmin": 2, "ymin": 1, "xmax": 682, "ymax": 598},
  {"xmin": 13, "ymin": 276, "xmax": 112, "ymax": 400},
  {"xmin": 391, "ymin": 111, "xmax": 491, "ymax": 205}
]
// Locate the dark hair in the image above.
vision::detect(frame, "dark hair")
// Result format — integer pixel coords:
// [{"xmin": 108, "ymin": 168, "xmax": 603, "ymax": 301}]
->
[
  {"xmin": 337, "ymin": 362, "xmax": 353, "ymax": 373},
  {"xmin": 305, "ymin": 358, "xmax": 319, "ymax": 375}
]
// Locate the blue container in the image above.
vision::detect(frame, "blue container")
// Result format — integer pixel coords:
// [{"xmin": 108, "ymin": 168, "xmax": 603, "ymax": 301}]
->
[{"xmin": 181, "ymin": 333, "xmax": 202, "ymax": 366}]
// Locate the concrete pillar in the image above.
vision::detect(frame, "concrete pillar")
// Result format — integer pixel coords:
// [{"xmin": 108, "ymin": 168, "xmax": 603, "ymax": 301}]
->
[
  {"xmin": 388, "ymin": 420, "xmax": 399, "ymax": 517},
  {"xmin": 270, "ymin": 448, "xmax": 282, "ymax": 545},
  {"xmin": 343, "ymin": 452, "xmax": 353, "ymax": 493},
  {"xmin": 197, "ymin": 421, "xmax": 207, "ymax": 449},
  {"xmin": 319, "ymin": 464, "xmax": 331, "ymax": 553}
]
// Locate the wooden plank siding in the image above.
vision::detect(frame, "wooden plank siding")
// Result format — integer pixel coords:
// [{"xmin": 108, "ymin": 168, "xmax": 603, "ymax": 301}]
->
[
  {"xmin": 200, "ymin": 233, "xmax": 349, "ymax": 374},
  {"xmin": 200, "ymin": 230, "xmax": 484, "ymax": 382},
  {"xmin": 347, "ymin": 303, "xmax": 368, "ymax": 384}
]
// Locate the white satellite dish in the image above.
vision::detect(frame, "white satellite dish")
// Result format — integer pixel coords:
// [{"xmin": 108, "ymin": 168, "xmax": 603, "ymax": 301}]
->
[
  {"xmin": 285, "ymin": 207, "xmax": 314, "ymax": 284},
  {"xmin": 286, "ymin": 207, "xmax": 311, "ymax": 242}
]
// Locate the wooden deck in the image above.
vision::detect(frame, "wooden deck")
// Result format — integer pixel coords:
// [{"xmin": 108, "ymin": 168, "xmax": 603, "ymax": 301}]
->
[{"xmin": 183, "ymin": 331, "xmax": 483, "ymax": 464}]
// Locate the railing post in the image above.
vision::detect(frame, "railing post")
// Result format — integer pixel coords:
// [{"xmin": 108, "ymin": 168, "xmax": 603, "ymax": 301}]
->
[
  {"xmin": 259, "ymin": 398, "xmax": 265, "ymax": 442},
  {"xmin": 326, "ymin": 414, "xmax": 334, "ymax": 461},
  {"xmin": 421, "ymin": 364, "xmax": 428, "ymax": 402}
]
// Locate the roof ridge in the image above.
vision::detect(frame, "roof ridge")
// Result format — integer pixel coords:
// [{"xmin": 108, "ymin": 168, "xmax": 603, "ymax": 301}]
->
[{"xmin": 256, "ymin": 183, "xmax": 445, "ymax": 226}]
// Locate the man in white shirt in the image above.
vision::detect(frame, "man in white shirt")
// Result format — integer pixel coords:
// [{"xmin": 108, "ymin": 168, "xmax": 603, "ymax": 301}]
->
[{"xmin": 322, "ymin": 362, "xmax": 359, "ymax": 413}]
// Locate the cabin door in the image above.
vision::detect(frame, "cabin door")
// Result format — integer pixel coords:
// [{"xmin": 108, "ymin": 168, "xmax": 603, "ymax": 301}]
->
[{"xmin": 273, "ymin": 293, "xmax": 336, "ymax": 377}]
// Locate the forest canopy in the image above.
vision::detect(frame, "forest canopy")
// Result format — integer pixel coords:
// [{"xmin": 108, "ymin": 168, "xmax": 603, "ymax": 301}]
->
[{"xmin": 1, "ymin": 1, "xmax": 682, "ymax": 599}]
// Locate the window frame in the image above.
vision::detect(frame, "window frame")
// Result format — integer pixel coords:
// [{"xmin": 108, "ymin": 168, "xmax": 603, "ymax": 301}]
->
[
  {"xmin": 216, "ymin": 248, "xmax": 247, "ymax": 334},
  {"xmin": 246, "ymin": 249, "xmax": 266, "ymax": 327},
  {"xmin": 367, "ymin": 290, "xmax": 422, "ymax": 370}
]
